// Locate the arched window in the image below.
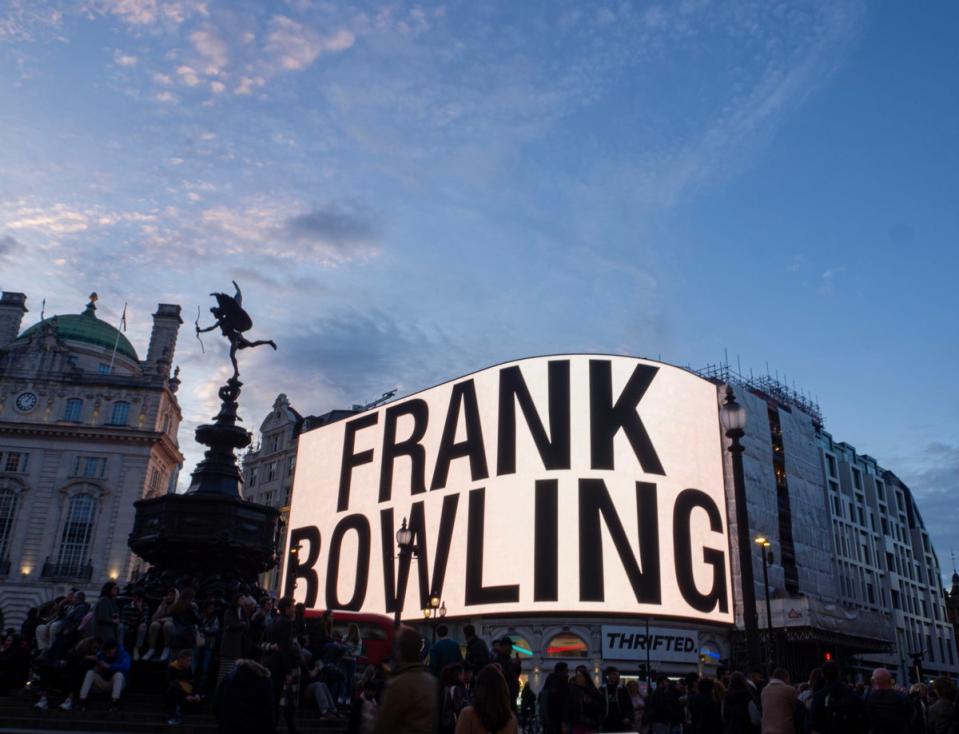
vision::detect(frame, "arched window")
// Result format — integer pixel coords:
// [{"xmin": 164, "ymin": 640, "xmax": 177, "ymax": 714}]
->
[
  {"xmin": 0, "ymin": 483, "xmax": 18, "ymax": 562},
  {"xmin": 544, "ymin": 632, "xmax": 589, "ymax": 657},
  {"xmin": 63, "ymin": 398, "xmax": 83, "ymax": 422},
  {"xmin": 161, "ymin": 413, "xmax": 170, "ymax": 433},
  {"xmin": 56, "ymin": 492, "xmax": 96, "ymax": 574},
  {"xmin": 109, "ymin": 401, "xmax": 130, "ymax": 426}
]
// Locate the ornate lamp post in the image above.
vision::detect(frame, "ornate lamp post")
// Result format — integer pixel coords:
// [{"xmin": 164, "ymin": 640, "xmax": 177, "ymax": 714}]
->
[
  {"xmin": 755, "ymin": 535, "xmax": 775, "ymax": 670},
  {"xmin": 422, "ymin": 593, "xmax": 446, "ymax": 643},
  {"xmin": 720, "ymin": 386, "xmax": 761, "ymax": 672},
  {"xmin": 394, "ymin": 517, "xmax": 415, "ymax": 630}
]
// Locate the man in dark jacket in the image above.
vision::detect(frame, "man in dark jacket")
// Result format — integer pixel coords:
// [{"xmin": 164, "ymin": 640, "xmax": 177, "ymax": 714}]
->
[
  {"xmin": 492, "ymin": 636, "xmax": 521, "ymax": 712},
  {"xmin": 863, "ymin": 668, "xmax": 911, "ymax": 734},
  {"xmin": 809, "ymin": 661, "xmax": 864, "ymax": 734},
  {"xmin": 215, "ymin": 656, "xmax": 274, "ymax": 734},
  {"xmin": 540, "ymin": 662, "xmax": 569, "ymax": 734},
  {"xmin": 463, "ymin": 624, "xmax": 490, "ymax": 671},
  {"xmin": 372, "ymin": 627, "xmax": 437, "ymax": 734},
  {"xmin": 600, "ymin": 666, "xmax": 634, "ymax": 732}
]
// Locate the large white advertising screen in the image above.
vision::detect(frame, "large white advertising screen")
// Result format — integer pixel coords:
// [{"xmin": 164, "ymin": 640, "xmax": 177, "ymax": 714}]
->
[{"xmin": 284, "ymin": 355, "xmax": 732, "ymax": 624}]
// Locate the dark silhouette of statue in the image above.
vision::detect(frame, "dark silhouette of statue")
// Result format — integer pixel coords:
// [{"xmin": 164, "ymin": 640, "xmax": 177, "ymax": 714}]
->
[{"xmin": 196, "ymin": 281, "xmax": 276, "ymax": 378}]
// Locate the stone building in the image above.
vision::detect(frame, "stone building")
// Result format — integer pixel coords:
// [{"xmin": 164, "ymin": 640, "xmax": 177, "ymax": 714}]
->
[
  {"xmin": 0, "ymin": 291, "xmax": 183, "ymax": 625},
  {"xmin": 240, "ymin": 394, "xmax": 355, "ymax": 592},
  {"xmin": 947, "ymin": 571, "xmax": 959, "ymax": 662},
  {"xmin": 240, "ymin": 394, "xmax": 302, "ymax": 592}
]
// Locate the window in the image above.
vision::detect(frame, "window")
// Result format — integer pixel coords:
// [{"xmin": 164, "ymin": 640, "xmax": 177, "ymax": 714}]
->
[
  {"xmin": 263, "ymin": 491, "xmax": 275, "ymax": 507},
  {"xmin": 0, "ymin": 485, "xmax": 17, "ymax": 562},
  {"xmin": 161, "ymin": 413, "xmax": 170, "ymax": 433},
  {"xmin": 73, "ymin": 456, "xmax": 106, "ymax": 478},
  {"xmin": 288, "ymin": 456, "xmax": 296, "ymax": 477},
  {"xmin": 271, "ymin": 434, "xmax": 281, "ymax": 452},
  {"xmin": 826, "ymin": 454, "xmax": 837, "ymax": 478},
  {"xmin": 268, "ymin": 462, "xmax": 277, "ymax": 482},
  {"xmin": 892, "ymin": 589, "xmax": 901, "ymax": 609},
  {"xmin": 248, "ymin": 468, "xmax": 257, "ymax": 488},
  {"xmin": 56, "ymin": 492, "xmax": 96, "ymax": 573},
  {"xmin": 149, "ymin": 468, "xmax": 160, "ymax": 492},
  {"xmin": 1, "ymin": 452, "xmax": 29, "ymax": 473},
  {"xmin": 876, "ymin": 481, "xmax": 885, "ymax": 502},
  {"xmin": 63, "ymin": 398, "xmax": 83, "ymax": 422},
  {"xmin": 852, "ymin": 468, "xmax": 862, "ymax": 490},
  {"xmin": 545, "ymin": 632, "xmax": 589, "ymax": 657},
  {"xmin": 97, "ymin": 363, "xmax": 111, "ymax": 374},
  {"xmin": 109, "ymin": 401, "xmax": 130, "ymax": 426}
]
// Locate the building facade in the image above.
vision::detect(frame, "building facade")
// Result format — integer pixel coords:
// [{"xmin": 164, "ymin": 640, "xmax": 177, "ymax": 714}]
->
[
  {"xmin": 716, "ymin": 367, "xmax": 958, "ymax": 683},
  {"xmin": 240, "ymin": 394, "xmax": 302, "ymax": 592},
  {"xmin": 0, "ymin": 291, "xmax": 184, "ymax": 625}
]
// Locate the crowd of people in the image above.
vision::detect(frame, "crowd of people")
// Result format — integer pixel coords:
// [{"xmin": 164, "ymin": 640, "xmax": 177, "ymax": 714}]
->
[{"xmin": 2, "ymin": 585, "xmax": 959, "ymax": 734}]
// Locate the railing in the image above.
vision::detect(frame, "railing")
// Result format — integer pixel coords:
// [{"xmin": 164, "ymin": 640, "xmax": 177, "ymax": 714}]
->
[{"xmin": 40, "ymin": 558, "xmax": 93, "ymax": 581}]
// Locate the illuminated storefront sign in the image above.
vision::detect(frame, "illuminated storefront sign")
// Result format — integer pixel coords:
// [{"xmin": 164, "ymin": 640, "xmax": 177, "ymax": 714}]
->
[
  {"xmin": 284, "ymin": 354, "xmax": 732, "ymax": 624},
  {"xmin": 601, "ymin": 624, "xmax": 700, "ymax": 664}
]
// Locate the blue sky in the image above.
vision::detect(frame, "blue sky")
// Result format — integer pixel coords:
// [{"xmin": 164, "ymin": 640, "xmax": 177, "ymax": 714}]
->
[{"xmin": 2, "ymin": 1, "xmax": 957, "ymax": 579}]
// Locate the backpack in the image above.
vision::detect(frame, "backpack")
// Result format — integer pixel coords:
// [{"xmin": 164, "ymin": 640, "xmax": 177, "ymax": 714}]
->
[{"xmin": 822, "ymin": 687, "xmax": 862, "ymax": 734}]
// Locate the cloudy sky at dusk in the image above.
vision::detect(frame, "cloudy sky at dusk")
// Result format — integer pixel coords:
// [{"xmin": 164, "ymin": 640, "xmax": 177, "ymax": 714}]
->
[{"xmin": 1, "ymin": 1, "xmax": 957, "ymax": 576}]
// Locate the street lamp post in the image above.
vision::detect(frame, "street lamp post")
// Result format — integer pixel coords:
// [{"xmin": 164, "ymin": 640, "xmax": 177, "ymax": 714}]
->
[
  {"xmin": 755, "ymin": 536, "xmax": 775, "ymax": 671},
  {"xmin": 422, "ymin": 593, "xmax": 446, "ymax": 643},
  {"xmin": 720, "ymin": 386, "xmax": 761, "ymax": 673},
  {"xmin": 394, "ymin": 517, "xmax": 415, "ymax": 630}
]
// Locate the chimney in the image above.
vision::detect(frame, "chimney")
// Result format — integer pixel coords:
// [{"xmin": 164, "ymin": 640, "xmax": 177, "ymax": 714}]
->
[
  {"xmin": 0, "ymin": 292, "xmax": 28, "ymax": 348},
  {"xmin": 146, "ymin": 304, "xmax": 182, "ymax": 377}
]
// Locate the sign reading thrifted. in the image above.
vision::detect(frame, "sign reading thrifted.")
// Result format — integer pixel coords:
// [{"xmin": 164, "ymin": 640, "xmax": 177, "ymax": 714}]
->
[
  {"xmin": 283, "ymin": 355, "xmax": 732, "ymax": 624},
  {"xmin": 601, "ymin": 625, "xmax": 700, "ymax": 664}
]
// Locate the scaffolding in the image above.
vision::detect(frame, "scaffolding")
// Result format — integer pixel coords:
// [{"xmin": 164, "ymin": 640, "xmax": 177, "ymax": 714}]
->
[{"xmin": 694, "ymin": 360, "xmax": 824, "ymax": 428}]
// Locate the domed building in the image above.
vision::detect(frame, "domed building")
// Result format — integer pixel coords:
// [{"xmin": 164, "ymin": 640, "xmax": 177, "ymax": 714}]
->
[{"xmin": 0, "ymin": 290, "xmax": 184, "ymax": 625}]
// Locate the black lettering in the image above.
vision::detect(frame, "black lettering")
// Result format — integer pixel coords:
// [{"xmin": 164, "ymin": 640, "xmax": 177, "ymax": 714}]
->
[
  {"xmin": 497, "ymin": 361, "xmax": 570, "ymax": 475},
  {"xmin": 534, "ymin": 479, "xmax": 558, "ymax": 601},
  {"xmin": 325, "ymin": 515, "xmax": 371, "ymax": 611},
  {"xmin": 465, "ymin": 487, "xmax": 519, "ymax": 605},
  {"xmin": 409, "ymin": 495, "xmax": 460, "ymax": 607},
  {"xmin": 379, "ymin": 399, "xmax": 429, "ymax": 503},
  {"xmin": 431, "ymin": 380, "xmax": 489, "ymax": 490},
  {"xmin": 578, "ymin": 479, "xmax": 661, "ymax": 603},
  {"xmin": 673, "ymin": 488, "xmax": 729, "ymax": 613},
  {"xmin": 285, "ymin": 526, "xmax": 321, "ymax": 606},
  {"xmin": 589, "ymin": 360, "xmax": 665, "ymax": 474},
  {"xmin": 337, "ymin": 413, "xmax": 379, "ymax": 511}
]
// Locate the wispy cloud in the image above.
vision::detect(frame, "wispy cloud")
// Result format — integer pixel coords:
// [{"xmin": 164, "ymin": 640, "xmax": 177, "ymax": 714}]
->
[{"xmin": 265, "ymin": 15, "xmax": 354, "ymax": 71}]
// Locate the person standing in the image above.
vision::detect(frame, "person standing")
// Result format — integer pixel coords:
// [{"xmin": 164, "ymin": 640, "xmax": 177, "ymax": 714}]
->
[
  {"xmin": 493, "ymin": 637, "xmax": 521, "ymax": 712},
  {"xmin": 760, "ymin": 668, "xmax": 796, "ymax": 734},
  {"xmin": 218, "ymin": 593, "xmax": 252, "ymax": 688},
  {"xmin": 600, "ymin": 666, "xmax": 634, "ymax": 732},
  {"xmin": 540, "ymin": 662, "xmax": 569, "ymax": 734},
  {"xmin": 430, "ymin": 625, "xmax": 464, "ymax": 678},
  {"xmin": 722, "ymin": 672, "xmax": 761, "ymax": 734},
  {"xmin": 625, "ymin": 679, "xmax": 646, "ymax": 732},
  {"xmin": 93, "ymin": 581, "xmax": 119, "ymax": 644},
  {"xmin": 809, "ymin": 661, "xmax": 864, "ymax": 734},
  {"xmin": 927, "ymin": 677, "xmax": 957, "ymax": 734},
  {"xmin": 193, "ymin": 601, "xmax": 220, "ymax": 695},
  {"xmin": 564, "ymin": 665, "xmax": 604, "ymax": 734},
  {"xmin": 372, "ymin": 627, "xmax": 437, "ymax": 734},
  {"xmin": 464, "ymin": 625, "xmax": 490, "ymax": 672},
  {"xmin": 455, "ymin": 664, "xmax": 519, "ymax": 734},
  {"xmin": 862, "ymin": 668, "xmax": 911, "ymax": 734}
]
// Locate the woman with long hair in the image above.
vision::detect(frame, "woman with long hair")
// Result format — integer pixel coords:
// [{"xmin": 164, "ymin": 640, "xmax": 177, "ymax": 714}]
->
[
  {"xmin": 563, "ymin": 666, "xmax": 603, "ymax": 734},
  {"xmin": 455, "ymin": 664, "xmax": 518, "ymax": 734}
]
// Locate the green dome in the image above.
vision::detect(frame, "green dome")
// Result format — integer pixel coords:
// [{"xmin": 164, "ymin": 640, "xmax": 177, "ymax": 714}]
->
[{"xmin": 17, "ymin": 299, "xmax": 139, "ymax": 362}]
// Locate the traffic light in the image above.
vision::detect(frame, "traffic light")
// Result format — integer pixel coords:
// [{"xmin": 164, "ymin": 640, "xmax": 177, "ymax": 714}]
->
[{"xmin": 823, "ymin": 651, "xmax": 832, "ymax": 662}]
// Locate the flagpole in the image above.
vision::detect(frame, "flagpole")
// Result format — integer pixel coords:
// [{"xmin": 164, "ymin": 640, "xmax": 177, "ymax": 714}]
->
[{"xmin": 108, "ymin": 302, "xmax": 127, "ymax": 374}]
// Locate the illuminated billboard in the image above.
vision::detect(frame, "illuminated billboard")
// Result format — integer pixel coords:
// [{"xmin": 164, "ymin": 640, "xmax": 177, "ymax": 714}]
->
[{"xmin": 284, "ymin": 355, "xmax": 732, "ymax": 624}]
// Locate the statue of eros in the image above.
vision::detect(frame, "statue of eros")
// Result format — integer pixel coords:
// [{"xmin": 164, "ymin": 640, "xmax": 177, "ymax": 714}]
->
[{"xmin": 196, "ymin": 281, "xmax": 276, "ymax": 379}]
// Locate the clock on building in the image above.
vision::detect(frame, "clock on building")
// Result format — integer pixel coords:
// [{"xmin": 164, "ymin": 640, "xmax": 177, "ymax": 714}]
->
[{"xmin": 15, "ymin": 392, "xmax": 38, "ymax": 413}]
